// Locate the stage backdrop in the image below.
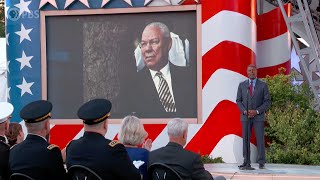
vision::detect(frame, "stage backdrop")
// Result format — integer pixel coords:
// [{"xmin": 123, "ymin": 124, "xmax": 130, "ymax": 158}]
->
[
  {"xmin": 5, "ymin": 0, "xmax": 290, "ymax": 163},
  {"xmin": 45, "ymin": 10, "xmax": 197, "ymax": 119}
]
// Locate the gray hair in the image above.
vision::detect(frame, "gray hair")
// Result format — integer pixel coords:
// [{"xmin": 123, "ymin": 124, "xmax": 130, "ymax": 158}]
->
[
  {"xmin": 118, "ymin": 115, "xmax": 148, "ymax": 146},
  {"xmin": 167, "ymin": 118, "xmax": 188, "ymax": 137},
  {"xmin": 145, "ymin": 22, "xmax": 170, "ymax": 38},
  {"xmin": 26, "ymin": 120, "xmax": 48, "ymax": 133}
]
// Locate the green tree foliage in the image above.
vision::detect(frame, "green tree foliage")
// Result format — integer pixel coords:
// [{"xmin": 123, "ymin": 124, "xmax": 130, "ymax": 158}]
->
[
  {"xmin": 265, "ymin": 69, "xmax": 320, "ymax": 165},
  {"xmin": 0, "ymin": 4, "xmax": 4, "ymax": 37},
  {"xmin": 200, "ymin": 155, "xmax": 224, "ymax": 164},
  {"xmin": 0, "ymin": 22, "xmax": 4, "ymax": 37}
]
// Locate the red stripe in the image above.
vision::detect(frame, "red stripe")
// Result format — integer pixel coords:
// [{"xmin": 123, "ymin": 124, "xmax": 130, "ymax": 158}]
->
[
  {"xmin": 144, "ymin": 124, "xmax": 167, "ymax": 141},
  {"xmin": 202, "ymin": 0, "xmax": 256, "ymax": 23},
  {"xmin": 113, "ymin": 124, "xmax": 166, "ymax": 143},
  {"xmin": 185, "ymin": 100, "xmax": 241, "ymax": 154},
  {"xmin": 257, "ymin": 60, "xmax": 291, "ymax": 78},
  {"xmin": 50, "ymin": 125, "xmax": 83, "ymax": 149},
  {"xmin": 202, "ymin": 42, "xmax": 255, "ymax": 87},
  {"xmin": 180, "ymin": 0, "xmax": 198, "ymax": 5},
  {"xmin": 257, "ymin": 4, "xmax": 291, "ymax": 41},
  {"xmin": 185, "ymin": 100, "xmax": 257, "ymax": 155}
]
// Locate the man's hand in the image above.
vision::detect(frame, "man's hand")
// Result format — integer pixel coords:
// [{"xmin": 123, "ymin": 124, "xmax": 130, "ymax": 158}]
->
[{"xmin": 248, "ymin": 110, "xmax": 257, "ymax": 118}]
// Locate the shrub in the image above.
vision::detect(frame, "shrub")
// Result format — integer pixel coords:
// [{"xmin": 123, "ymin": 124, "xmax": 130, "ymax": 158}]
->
[
  {"xmin": 200, "ymin": 155, "xmax": 224, "ymax": 164},
  {"xmin": 265, "ymin": 70, "xmax": 320, "ymax": 165}
]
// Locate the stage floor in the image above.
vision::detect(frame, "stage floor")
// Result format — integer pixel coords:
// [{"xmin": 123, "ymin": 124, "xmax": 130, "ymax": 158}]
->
[{"xmin": 205, "ymin": 163, "xmax": 320, "ymax": 180}]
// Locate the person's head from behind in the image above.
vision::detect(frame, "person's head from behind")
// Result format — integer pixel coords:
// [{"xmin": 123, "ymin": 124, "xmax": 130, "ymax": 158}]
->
[
  {"xmin": 118, "ymin": 115, "xmax": 148, "ymax": 146},
  {"xmin": 0, "ymin": 102, "xmax": 14, "ymax": 136},
  {"xmin": 167, "ymin": 118, "xmax": 188, "ymax": 146},
  {"xmin": 20, "ymin": 100, "xmax": 52, "ymax": 141},
  {"xmin": 140, "ymin": 22, "xmax": 172, "ymax": 71},
  {"xmin": 6, "ymin": 123, "xmax": 24, "ymax": 146},
  {"xmin": 247, "ymin": 64, "xmax": 257, "ymax": 80},
  {"xmin": 78, "ymin": 98, "xmax": 112, "ymax": 136}
]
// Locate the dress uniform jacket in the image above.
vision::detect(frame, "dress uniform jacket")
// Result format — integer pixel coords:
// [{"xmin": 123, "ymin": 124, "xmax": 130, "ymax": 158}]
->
[
  {"xmin": 66, "ymin": 131, "xmax": 141, "ymax": 180},
  {"xmin": 0, "ymin": 136, "xmax": 10, "ymax": 180},
  {"xmin": 9, "ymin": 134, "xmax": 66, "ymax": 180}
]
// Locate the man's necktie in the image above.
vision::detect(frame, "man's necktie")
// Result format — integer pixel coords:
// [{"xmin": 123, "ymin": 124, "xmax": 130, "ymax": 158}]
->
[
  {"xmin": 249, "ymin": 81, "xmax": 253, "ymax": 96},
  {"xmin": 156, "ymin": 72, "xmax": 177, "ymax": 112}
]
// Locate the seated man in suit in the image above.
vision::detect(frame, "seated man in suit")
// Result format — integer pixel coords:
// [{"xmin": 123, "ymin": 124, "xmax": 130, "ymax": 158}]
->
[
  {"xmin": 149, "ymin": 118, "xmax": 225, "ymax": 180},
  {"xmin": 9, "ymin": 100, "xmax": 66, "ymax": 180},
  {"xmin": 126, "ymin": 22, "xmax": 197, "ymax": 118},
  {"xmin": 66, "ymin": 99, "xmax": 141, "ymax": 180},
  {"xmin": 0, "ymin": 102, "xmax": 14, "ymax": 180}
]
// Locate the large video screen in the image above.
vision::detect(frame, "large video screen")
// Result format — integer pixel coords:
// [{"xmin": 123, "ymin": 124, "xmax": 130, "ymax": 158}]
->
[{"xmin": 44, "ymin": 7, "xmax": 198, "ymax": 121}]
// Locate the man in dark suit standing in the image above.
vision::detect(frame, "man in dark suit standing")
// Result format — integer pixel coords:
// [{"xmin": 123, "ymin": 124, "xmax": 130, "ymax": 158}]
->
[
  {"xmin": 66, "ymin": 99, "xmax": 141, "ymax": 180},
  {"xmin": 149, "ymin": 118, "xmax": 222, "ymax": 180},
  {"xmin": 0, "ymin": 102, "xmax": 13, "ymax": 180},
  {"xmin": 9, "ymin": 100, "xmax": 66, "ymax": 180},
  {"xmin": 236, "ymin": 64, "xmax": 271, "ymax": 170},
  {"xmin": 127, "ymin": 22, "xmax": 197, "ymax": 118}
]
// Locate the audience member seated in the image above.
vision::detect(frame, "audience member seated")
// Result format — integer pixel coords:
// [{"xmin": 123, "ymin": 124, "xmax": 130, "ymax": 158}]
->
[
  {"xmin": 118, "ymin": 115, "xmax": 152, "ymax": 180},
  {"xmin": 149, "ymin": 118, "xmax": 225, "ymax": 180},
  {"xmin": 9, "ymin": 100, "xmax": 66, "ymax": 180},
  {"xmin": 6, "ymin": 123, "xmax": 24, "ymax": 146},
  {"xmin": 65, "ymin": 99, "xmax": 141, "ymax": 180},
  {"xmin": 0, "ymin": 102, "xmax": 14, "ymax": 180}
]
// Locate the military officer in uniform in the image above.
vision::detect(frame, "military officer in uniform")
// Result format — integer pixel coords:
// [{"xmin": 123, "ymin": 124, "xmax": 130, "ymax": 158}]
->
[
  {"xmin": 0, "ymin": 102, "xmax": 14, "ymax": 180},
  {"xmin": 9, "ymin": 100, "xmax": 66, "ymax": 180},
  {"xmin": 66, "ymin": 99, "xmax": 141, "ymax": 180}
]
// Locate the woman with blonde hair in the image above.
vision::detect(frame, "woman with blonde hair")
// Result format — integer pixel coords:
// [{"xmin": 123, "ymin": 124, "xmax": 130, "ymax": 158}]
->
[
  {"xmin": 6, "ymin": 122, "xmax": 24, "ymax": 146},
  {"xmin": 119, "ymin": 115, "xmax": 152, "ymax": 180}
]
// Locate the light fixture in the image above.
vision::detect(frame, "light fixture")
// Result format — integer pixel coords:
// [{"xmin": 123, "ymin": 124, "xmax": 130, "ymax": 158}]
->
[{"xmin": 297, "ymin": 37, "xmax": 310, "ymax": 47}]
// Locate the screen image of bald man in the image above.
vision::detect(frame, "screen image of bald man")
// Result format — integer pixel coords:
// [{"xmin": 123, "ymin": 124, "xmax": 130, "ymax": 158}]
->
[{"xmin": 126, "ymin": 22, "xmax": 197, "ymax": 118}]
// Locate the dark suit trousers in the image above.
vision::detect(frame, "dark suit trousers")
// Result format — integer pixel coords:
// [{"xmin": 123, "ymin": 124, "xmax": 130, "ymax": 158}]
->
[{"xmin": 241, "ymin": 120, "xmax": 265, "ymax": 165}]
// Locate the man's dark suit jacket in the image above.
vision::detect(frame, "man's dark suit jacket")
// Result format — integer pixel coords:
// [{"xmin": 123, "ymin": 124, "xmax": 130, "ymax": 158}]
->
[
  {"xmin": 149, "ymin": 142, "xmax": 213, "ymax": 180},
  {"xmin": 236, "ymin": 79, "xmax": 271, "ymax": 121},
  {"xmin": 9, "ymin": 134, "xmax": 66, "ymax": 180},
  {"xmin": 125, "ymin": 63, "xmax": 197, "ymax": 118},
  {"xmin": 66, "ymin": 132, "xmax": 141, "ymax": 180},
  {"xmin": 0, "ymin": 136, "xmax": 10, "ymax": 180}
]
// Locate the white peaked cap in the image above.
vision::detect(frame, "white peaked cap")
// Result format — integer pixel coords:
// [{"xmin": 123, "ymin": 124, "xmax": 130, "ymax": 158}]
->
[{"xmin": 0, "ymin": 102, "xmax": 14, "ymax": 123}]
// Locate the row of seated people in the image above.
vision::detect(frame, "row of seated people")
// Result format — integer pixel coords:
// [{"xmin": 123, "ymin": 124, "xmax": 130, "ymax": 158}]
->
[{"xmin": 0, "ymin": 100, "xmax": 225, "ymax": 180}]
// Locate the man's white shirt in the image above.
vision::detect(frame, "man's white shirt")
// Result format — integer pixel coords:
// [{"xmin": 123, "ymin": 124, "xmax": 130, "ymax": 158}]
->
[{"xmin": 149, "ymin": 63, "xmax": 176, "ymax": 104}]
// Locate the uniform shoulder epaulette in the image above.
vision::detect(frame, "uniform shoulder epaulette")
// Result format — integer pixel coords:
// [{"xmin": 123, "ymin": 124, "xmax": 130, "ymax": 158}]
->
[
  {"xmin": 47, "ymin": 144, "xmax": 59, "ymax": 150},
  {"xmin": 108, "ymin": 140, "xmax": 120, "ymax": 147}
]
